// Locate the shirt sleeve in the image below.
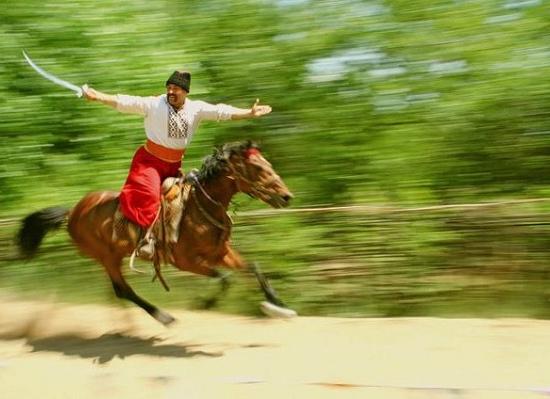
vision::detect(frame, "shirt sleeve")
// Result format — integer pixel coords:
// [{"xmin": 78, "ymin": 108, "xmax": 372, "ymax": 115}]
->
[
  {"xmin": 196, "ymin": 100, "xmax": 242, "ymax": 121},
  {"xmin": 115, "ymin": 94, "xmax": 156, "ymax": 116}
]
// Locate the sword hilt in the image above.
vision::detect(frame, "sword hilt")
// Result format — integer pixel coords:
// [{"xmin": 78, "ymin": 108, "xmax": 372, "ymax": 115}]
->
[{"xmin": 78, "ymin": 84, "xmax": 89, "ymax": 98}]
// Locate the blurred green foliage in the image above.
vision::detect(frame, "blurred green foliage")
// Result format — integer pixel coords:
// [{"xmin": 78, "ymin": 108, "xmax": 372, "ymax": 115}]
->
[{"xmin": 1, "ymin": 0, "xmax": 550, "ymax": 317}]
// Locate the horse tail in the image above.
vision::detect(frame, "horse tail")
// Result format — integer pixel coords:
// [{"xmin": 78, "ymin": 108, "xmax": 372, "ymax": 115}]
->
[{"xmin": 17, "ymin": 206, "xmax": 70, "ymax": 258}]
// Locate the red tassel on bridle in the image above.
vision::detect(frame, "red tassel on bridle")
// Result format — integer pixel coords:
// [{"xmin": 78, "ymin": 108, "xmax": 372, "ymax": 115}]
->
[{"xmin": 245, "ymin": 148, "xmax": 261, "ymax": 158}]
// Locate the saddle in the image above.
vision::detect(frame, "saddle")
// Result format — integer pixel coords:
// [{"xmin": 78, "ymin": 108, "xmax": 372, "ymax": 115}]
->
[
  {"xmin": 156, "ymin": 175, "xmax": 190, "ymax": 251},
  {"xmin": 112, "ymin": 175, "xmax": 192, "ymax": 289}
]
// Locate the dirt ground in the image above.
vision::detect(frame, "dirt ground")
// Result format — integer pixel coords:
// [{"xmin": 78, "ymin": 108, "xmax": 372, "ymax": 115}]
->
[{"xmin": 1, "ymin": 295, "xmax": 549, "ymax": 399}]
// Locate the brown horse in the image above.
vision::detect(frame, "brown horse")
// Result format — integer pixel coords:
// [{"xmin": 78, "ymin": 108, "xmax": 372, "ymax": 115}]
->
[{"xmin": 17, "ymin": 141, "xmax": 294, "ymax": 325}]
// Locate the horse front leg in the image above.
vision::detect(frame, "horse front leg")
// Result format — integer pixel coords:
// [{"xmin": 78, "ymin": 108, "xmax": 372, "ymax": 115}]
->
[
  {"xmin": 222, "ymin": 248, "xmax": 295, "ymax": 316},
  {"xmin": 172, "ymin": 253, "xmax": 232, "ymax": 309},
  {"xmin": 103, "ymin": 255, "xmax": 176, "ymax": 326},
  {"xmin": 199, "ymin": 269, "xmax": 232, "ymax": 310},
  {"xmin": 249, "ymin": 262, "xmax": 285, "ymax": 307}
]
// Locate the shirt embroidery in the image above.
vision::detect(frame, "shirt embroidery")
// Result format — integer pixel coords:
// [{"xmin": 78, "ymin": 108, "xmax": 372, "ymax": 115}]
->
[{"xmin": 167, "ymin": 105, "xmax": 189, "ymax": 139}]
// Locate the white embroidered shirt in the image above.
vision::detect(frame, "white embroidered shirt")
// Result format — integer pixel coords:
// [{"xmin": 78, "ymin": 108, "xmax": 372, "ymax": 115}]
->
[{"xmin": 116, "ymin": 94, "xmax": 240, "ymax": 149}]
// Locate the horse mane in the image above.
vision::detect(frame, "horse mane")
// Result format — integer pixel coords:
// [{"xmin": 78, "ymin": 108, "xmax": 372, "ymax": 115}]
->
[{"xmin": 198, "ymin": 140, "xmax": 260, "ymax": 182}]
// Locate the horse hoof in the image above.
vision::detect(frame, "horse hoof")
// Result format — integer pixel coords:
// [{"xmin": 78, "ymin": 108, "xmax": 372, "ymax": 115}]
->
[
  {"xmin": 153, "ymin": 310, "xmax": 176, "ymax": 326},
  {"xmin": 260, "ymin": 301, "xmax": 297, "ymax": 318}
]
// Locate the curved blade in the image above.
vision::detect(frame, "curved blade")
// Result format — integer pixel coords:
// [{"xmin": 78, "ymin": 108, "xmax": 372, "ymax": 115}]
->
[{"xmin": 22, "ymin": 50, "xmax": 83, "ymax": 97}]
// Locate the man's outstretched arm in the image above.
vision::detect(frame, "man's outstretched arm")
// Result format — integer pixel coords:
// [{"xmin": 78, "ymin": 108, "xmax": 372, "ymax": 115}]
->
[
  {"xmin": 82, "ymin": 87, "xmax": 118, "ymax": 108},
  {"xmin": 230, "ymin": 99, "xmax": 272, "ymax": 120}
]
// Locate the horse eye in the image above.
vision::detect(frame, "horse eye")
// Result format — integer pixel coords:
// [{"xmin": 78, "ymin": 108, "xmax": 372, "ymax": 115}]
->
[{"xmin": 247, "ymin": 162, "xmax": 263, "ymax": 170}]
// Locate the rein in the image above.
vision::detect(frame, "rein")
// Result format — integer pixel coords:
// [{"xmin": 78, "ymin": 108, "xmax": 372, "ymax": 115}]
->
[{"xmin": 190, "ymin": 176, "xmax": 232, "ymax": 231}]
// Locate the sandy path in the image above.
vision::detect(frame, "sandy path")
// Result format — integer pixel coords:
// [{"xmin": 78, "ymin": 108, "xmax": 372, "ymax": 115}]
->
[{"xmin": 0, "ymin": 296, "xmax": 549, "ymax": 399}]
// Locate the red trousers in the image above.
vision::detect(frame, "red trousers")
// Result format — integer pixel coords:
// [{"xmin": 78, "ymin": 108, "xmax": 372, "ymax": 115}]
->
[{"xmin": 119, "ymin": 146, "xmax": 181, "ymax": 228}]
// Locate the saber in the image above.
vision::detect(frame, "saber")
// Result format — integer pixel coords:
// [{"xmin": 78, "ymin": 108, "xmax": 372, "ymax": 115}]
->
[{"xmin": 22, "ymin": 50, "xmax": 87, "ymax": 97}]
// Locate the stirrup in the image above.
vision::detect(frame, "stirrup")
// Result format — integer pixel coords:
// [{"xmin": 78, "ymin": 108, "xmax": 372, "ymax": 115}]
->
[
  {"xmin": 136, "ymin": 236, "xmax": 156, "ymax": 260},
  {"xmin": 129, "ymin": 236, "xmax": 155, "ymax": 274}
]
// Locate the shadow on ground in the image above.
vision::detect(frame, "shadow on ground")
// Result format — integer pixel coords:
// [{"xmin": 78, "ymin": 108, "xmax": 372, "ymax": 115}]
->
[
  {"xmin": 0, "ymin": 323, "xmax": 223, "ymax": 364},
  {"xmin": 27, "ymin": 332, "xmax": 223, "ymax": 364}
]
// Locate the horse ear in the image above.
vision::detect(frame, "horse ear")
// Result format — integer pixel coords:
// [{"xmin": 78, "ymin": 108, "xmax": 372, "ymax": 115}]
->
[
  {"xmin": 222, "ymin": 146, "xmax": 233, "ymax": 160},
  {"xmin": 212, "ymin": 145, "xmax": 227, "ymax": 161}
]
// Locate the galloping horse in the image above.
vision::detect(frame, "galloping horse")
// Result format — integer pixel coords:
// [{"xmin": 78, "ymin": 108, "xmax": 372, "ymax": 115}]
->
[{"xmin": 17, "ymin": 141, "xmax": 294, "ymax": 325}]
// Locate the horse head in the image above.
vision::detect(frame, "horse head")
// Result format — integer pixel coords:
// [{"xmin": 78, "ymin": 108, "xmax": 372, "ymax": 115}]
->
[{"xmin": 221, "ymin": 141, "xmax": 293, "ymax": 208}]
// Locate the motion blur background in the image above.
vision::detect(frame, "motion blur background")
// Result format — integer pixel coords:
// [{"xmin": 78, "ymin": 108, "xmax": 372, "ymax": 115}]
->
[{"xmin": 1, "ymin": 0, "xmax": 550, "ymax": 318}]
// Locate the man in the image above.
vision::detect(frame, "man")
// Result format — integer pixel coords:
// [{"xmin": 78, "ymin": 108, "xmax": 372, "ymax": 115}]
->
[{"xmin": 82, "ymin": 70, "xmax": 272, "ymax": 256}]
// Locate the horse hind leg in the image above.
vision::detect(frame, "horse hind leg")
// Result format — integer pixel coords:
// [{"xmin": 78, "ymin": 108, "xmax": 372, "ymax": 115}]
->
[{"xmin": 103, "ymin": 255, "xmax": 176, "ymax": 326}]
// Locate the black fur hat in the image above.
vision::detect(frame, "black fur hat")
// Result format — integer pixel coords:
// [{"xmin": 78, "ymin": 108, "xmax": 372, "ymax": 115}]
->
[{"xmin": 166, "ymin": 71, "xmax": 191, "ymax": 92}]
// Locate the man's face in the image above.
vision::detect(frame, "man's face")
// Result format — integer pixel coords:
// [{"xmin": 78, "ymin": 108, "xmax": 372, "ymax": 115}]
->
[{"xmin": 166, "ymin": 84, "xmax": 188, "ymax": 109}]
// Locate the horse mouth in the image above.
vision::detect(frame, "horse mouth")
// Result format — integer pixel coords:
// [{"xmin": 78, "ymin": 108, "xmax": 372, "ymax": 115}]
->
[{"xmin": 268, "ymin": 193, "xmax": 293, "ymax": 208}]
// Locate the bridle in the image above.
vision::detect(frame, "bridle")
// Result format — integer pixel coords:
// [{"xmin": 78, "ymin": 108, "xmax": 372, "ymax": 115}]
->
[
  {"xmin": 226, "ymin": 152, "xmax": 280, "ymax": 200},
  {"xmin": 188, "ymin": 150, "xmax": 280, "ymax": 232}
]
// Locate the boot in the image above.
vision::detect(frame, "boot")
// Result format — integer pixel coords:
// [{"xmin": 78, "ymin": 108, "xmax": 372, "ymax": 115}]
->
[{"xmin": 136, "ymin": 234, "xmax": 156, "ymax": 261}]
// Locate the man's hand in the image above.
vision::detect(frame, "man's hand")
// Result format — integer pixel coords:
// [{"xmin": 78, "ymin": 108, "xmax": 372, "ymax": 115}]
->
[
  {"xmin": 250, "ymin": 98, "xmax": 272, "ymax": 117},
  {"xmin": 81, "ymin": 86, "xmax": 117, "ymax": 108},
  {"xmin": 82, "ymin": 86, "xmax": 100, "ymax": 101},
  {"xmin": 229, "ymin": 99, "xmax": 272, "ymax": 120}
]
